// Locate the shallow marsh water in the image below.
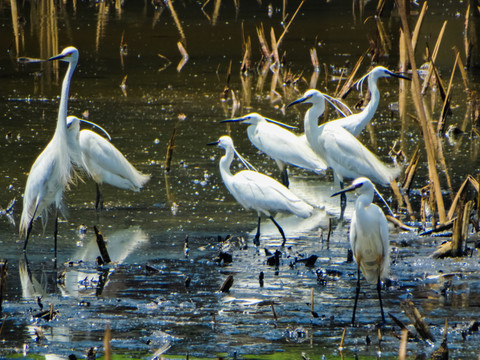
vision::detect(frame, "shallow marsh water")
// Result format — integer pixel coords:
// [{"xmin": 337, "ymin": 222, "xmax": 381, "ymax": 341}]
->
[{"xmin": 0, "ymin": 0, "xmax": 480, "ymax": 359}]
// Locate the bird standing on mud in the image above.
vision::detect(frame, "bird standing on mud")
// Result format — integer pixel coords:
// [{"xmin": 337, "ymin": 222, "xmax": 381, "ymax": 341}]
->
[
  {"xmin": 208, "ymin": 135, "xmax": 313, "ymax": 246},
  {"xmin": 20, "ymin": 47, "xmax": 79, "ymax": 255},
  {"xmin": 332, "ymin": 177, "xmax": 390, "ymax": 326}
]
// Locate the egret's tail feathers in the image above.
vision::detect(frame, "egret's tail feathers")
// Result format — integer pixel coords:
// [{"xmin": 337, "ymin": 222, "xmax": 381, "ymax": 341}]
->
[
  {"xmin": 358, "ymin": 254, "xmax": 389, "ymax": 284},
  {"xmin": 289, "ymin": 199, "xmax": 314, "ymax": 219}
]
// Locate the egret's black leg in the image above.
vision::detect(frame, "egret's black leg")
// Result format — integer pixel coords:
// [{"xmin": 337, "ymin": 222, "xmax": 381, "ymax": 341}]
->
[
  {"xmin": 23, "ymin": 204, "xmax": 39, "ymax": 251},
  {"xmin": 254, "ymin": 216, "xmax": 261, "ymax": 246},
  {"xmin": 339, "ymin": 180, "xmax": 347, "ymax": 221},
  {"xmin": 352, "ymin": 265, "xmax": 361, "ymax": 326},
  {"xmin": 377, "ymin": 276, "xmax": 385, "ymax": 324},
  {"xmin": 95, "ymin": 183, "xmax": 104, "ymax": 211},
  {"xmin": 280, "ymin": 168, "xmax": 289, "ymax": 188},
  {"xmin": 53, "ymin": 210, "xmax": 58, "ymax": 269},
  {"xmin": 269, "ymin": 216, "xmax": 287, "ymax": 247}
]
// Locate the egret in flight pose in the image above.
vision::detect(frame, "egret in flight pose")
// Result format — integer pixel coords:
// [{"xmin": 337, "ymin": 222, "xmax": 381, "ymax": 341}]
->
[
  {"xmin": 208, "ymin": 136, "xmax": 313, "ymax": 246},
  {"xmin": 288, "ymin": 89, "xmax": 399, "ymax": 219},
  {"xmin": 66, "ymin": 116, "xmax": 151, "ymax": 210},
  {"xmin": 331, "ymin": 66, "xmax": 410, "ymax": 137},
  {"xmin": 221, "ymin": 113, "xmax": 328, "ymax": 187},
  {"xmin": 331, "ymin": 177, "xmax": 390, "ymax": 326},
  {"xmin": 20, "ymin": 47, "xmax": 79, "ymax": 254}
]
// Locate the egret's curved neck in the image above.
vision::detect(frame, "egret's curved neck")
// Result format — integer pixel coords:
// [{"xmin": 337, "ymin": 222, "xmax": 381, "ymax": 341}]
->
[
  {"xmin": 361, "ymin": 75, "xmax": 381, "ymax": 122},
  {"xmin": 55, "ymin": 59, "xmax": 77, "ymax": 138},
  {"xmin": 356, "ymin": 190, "xmax": 374, "ymax": 210},
  {"xmin": 219, "ymin": 145, "xmax": 235, "ymax": 182},
  {"xmin": 304, "ymin": 101, "xmax": 324, "ymax": 144}
]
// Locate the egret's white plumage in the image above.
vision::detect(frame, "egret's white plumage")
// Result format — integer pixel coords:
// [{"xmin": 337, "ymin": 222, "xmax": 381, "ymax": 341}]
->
[
  {"xmin": 331, "ymin": 66, "xmax": 410, "ymax": 137},
  {"xmin": 288, "ymin": 89, "xmax": 400, "ymax": 218},
  {"xmin": 66, "ymin": 116, "xmax": 151, "ymax": 209},
  {"xmin": 209, "ymin": 135, "xmax": 313, "ymax": 246},
  {"xmin": 332, "ymin": 177, "xmax": 390, "ymax": 325},
  {"xmin": 222, "ymin": 113, "xmax": 327, "ymax": 186},
  {"xmin": 20, "ymin": 47, "xmax": 79, "ymax": 251}
]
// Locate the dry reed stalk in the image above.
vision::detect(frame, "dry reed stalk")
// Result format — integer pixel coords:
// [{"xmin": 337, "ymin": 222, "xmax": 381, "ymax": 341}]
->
[
  {"xmin": 256, "ymin": 24, "xmax": 271, "ymax": 59},
  {"xmin": 465, "ymin": 4, "xmax": 471, "ymax": 67},
  {"xmin": 240, "ymin": 35, "xmax": 251, "ymax": 74},
  {"xmin": 386, "ymin": 215, "xmax": 417, "ymax": 231},
  {"xmin": 275, "ymin": 0, "xmax": 305, "ymax": 51},
  {"xmin": 396, "ymin": 0, "xmax": 446, "ymax": 224},
  {"xmin": 339, "ymin": 327, "xmax": 346, "ymax": 350},
  {"xmin": 375, "ymin": 17, "xmax": 391, "ymax": 55},
  {"xmin": 219, "ymin": 275, "xmax": 234, "ymax": 293},
  {"xmin": 447, "ymin": 175, "xmax": 479, "ymax": 220},
  {"xmin": 104, "ymin": 324, "xmax": 111, "ymax": 360},
  {"xmin": 398, "ymin": 329, "xmax": 408, "ymax": 360},
  {"xmin": 176, "ymin": 41, "xmax": 189, "ymax": 72},
  {"xmin": 336, "ymin": 51, "xmax": 367, "ymax": 99},
  {"xmin": 270, "ymin": 27, "xmax": 280, "ymax": 65},
  {"xmin": 412, "ymin": 1, "xmax": 428, "ymax": 52},
  {"xmin": 421, "ymin": 20, "xmax": 447, "ymax": 95},
  {"xmin": 453, "ymin": 46, "xmax": 469, "ymax": 91},
  {"xmin": 271, "ymin": 303, "xmax": 278, "ymax": 321},
  {"xmin": 310, "ymin": 47, "xmax": 319, "ymax": 71},
  {"xmin": 401, "ymin": 300, "xmax": 435, "ymax": 342},
  {"xmin": 401, "ymin": 147, "xmax": 420, "ymax": 191},
  {"xmin": 438, "ymin": 52, "xmax": 459, "ymax": 134}
]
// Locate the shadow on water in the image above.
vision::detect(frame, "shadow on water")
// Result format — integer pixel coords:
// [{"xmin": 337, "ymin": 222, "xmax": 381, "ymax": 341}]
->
[{"xmin": 1, "ymin": 0, "xmax": 480, "ymax": 359}]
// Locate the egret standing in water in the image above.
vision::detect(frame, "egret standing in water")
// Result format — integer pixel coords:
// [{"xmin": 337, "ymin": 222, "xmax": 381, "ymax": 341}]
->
[
  {"xmin": 66, "ymin": 115, "xmax": 151, "ymax": 210},
  {"xmin": 221, "ymin": 113, "xmax": 328, "ymax": 187},
  {"xmin": 20, "ymin": 47, "xmax": 79, "ymax": 254},
  {"xmin": 331, "ymin": 177, "xmax": 390, "ymax": 326},
  {"xmin": 330, "ymin": 66, "xmax": 410, "ymax": 136},
  {"xmin": 288, "ymin": 89, "xmax": 399, "ymax": 219},
  {"xmin": 208, "ymin": 136, "xmax": 313, "ymax": 246}
]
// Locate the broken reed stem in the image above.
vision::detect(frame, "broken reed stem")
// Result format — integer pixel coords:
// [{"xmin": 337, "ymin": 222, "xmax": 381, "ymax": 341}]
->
[
  {"xmin": 398, "ymin": 329, "xmax": 408, "ymax": 360},
  {"xmin": 438, "ymin": 52, "xmax": 460, "ymax": 134},
  {"xmin": 165, "ymin": 120, "xmax": 179, "ymax": 172},
  {"xmin": 271, "ymin": 303, "xmax": 278, "ymax": 322},
  {"xmin": 310, "ymin": 288, "xmax": 314, "ymax": 314},
  {"xmin": 104, "ymin": 323, "xmax": 112, "ymax": 360},
  {"xmin": 395, "ymin": 0, "xmax": 446, "ymax": 224},
  {"xmin": 94, "ymin": 226, "xmax": 111, "ymax": 264},
  {"xmin": 276, "ymin": 0, "xmax": 305, "ymax": 51},
  {"xmin": 339, "ymin": 327, "xmax": 346, "ymax": 350}
]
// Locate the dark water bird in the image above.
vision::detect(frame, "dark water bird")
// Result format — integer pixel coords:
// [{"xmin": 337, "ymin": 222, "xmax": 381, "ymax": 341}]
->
[
  {"xmin": 66, "ymin": 115, "xmax": 150, "ymax": 210},
  {"xmin": 208, "ymin": 136, "xmax": 313, "ymax": 246},
  {"xmin": 221, "ymin": 112, "xmax": 327, "ymax": 187},
  {"xmin": 20, "ymin": 47, "xmax": 79, "ymax": 253},
  {"xmin": 288, "ymin": 89, "xmax": 399, "ymax": 220},
  {"xmin": 332, "ymin": 177, "xmax": 390, "ymax": 326}
]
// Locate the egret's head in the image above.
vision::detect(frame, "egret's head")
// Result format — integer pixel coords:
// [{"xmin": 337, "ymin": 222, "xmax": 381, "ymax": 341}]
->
[
  {"xmin": 287, "ymin": 89, "xmax": 325, "ymax": 107},
  {"xmin": 221, "ymin": 113, "xmax": 264, "ymax": 125},
  {"xmin": 207, "ymin": 135, "xmax": 234, "ymax": 151},
  {"xmin": 66, "ymin": 116, "xmax": 81, "ymax": 135},
  {"xmin": 356, "ymin": 66, "xmax": 410, "ymax": 88},
  {"xmin": 49, "ymin": 47, "xmax": 79, "ymax": 64},
  {"xmin": 331, "ymin": 177, "xmax": 374, "ymax": 197}
]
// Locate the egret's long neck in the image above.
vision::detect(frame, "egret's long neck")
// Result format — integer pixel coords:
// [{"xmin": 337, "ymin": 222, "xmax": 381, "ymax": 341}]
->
[
  {"xmin": 55, "ymin": 59, "xmax": 77, "ymax": 138},
  {"xmin": 356, "ymin": 190, "xmax": 374, "ymax": 211},
  {"xmin": 219, "ymin": 146, "xmax": 235, "ymax": 182},
  {"xmin": 359, "ymin": 75, "xmax": 381, "ymax": 125},
  {"xmin": 304, "ymin": 101, "xmax": 324, "ymax": 145}
]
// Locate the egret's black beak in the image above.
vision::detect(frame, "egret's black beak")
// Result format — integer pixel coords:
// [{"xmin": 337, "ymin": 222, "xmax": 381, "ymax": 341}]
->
[
  {"xmin": 48, "ymin": 53, "xmax": 67, "ymax": 61},
  {"xmin": 331, "ymin": 184, "xmax": 357, "ymax": 198},
  {"xmin": 287, "ymin": 96, "xmax": 308, "ymax": 108},
  {"xmin": 220, "ymin": 118, "xmax": 244, "ymax": 124},
  {"xmin": 207, "ymin": 140, "xmax": 220, "ymax": 146},
  {"xmin": 389, "ymin": 71, "xmax": 411, "ymax": 81}
]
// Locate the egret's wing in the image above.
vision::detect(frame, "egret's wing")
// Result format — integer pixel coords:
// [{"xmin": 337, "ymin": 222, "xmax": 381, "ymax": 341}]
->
[
  {"xmin": 230, "ymin": 171, "xmax": 312, "ymax": 217},
  {"xmin": 79, "ymin": 130, "xmax": 150, "ymax": 190},
  {"xmin": 248, "ymin": 123, "xmax": 327, "ymax": 173},
  {"xmin": 321, "ymin": 125, "xmax": 397, "ymax": 185}
]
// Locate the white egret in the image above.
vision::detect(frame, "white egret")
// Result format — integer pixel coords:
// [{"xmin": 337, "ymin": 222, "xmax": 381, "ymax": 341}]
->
[
  {"xmin": 331, "ymin": 177, "xmax": 390, "ymax": 326},
  {"xmin": 288, "ymin": 89, "xmax": 400, "ymax": 219},
  {"xmin": 221, "ymin": 113, "xmax": 328, "ymax": 187},
  {"xmin": 208, "ymin": 136, "xmax": 313, "ymax": 246},
  {"xmin": 331, "ymin": 66, "xmax": 410, "ymax": 136},
  {"xmin": 66, "ymin": 116, "xmax": 151, "ymax": 210},
  {"xmin": 20, "ymin": 47, "xmax": 79, "ymax": 253}
]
